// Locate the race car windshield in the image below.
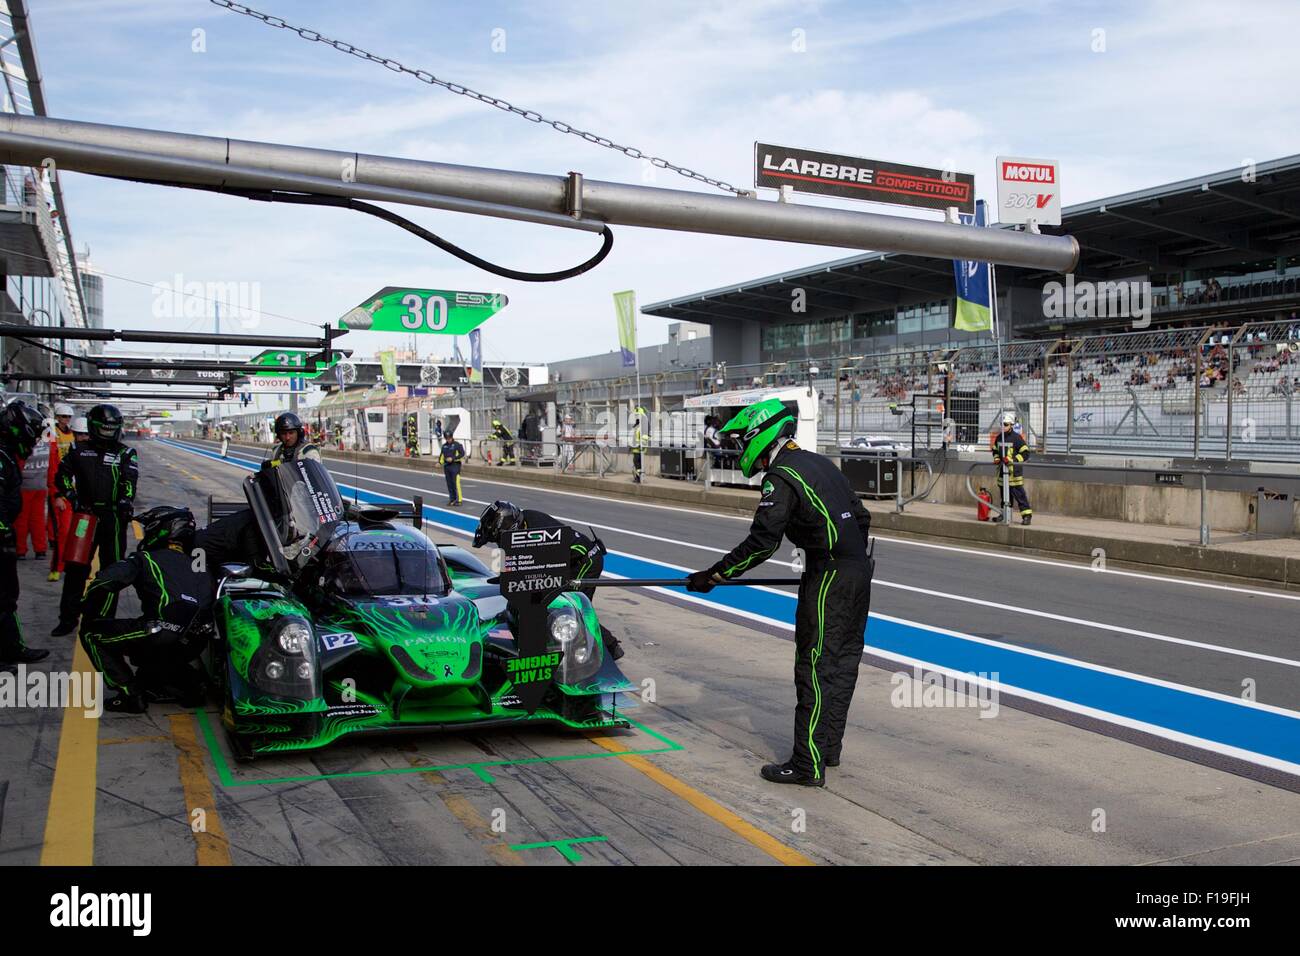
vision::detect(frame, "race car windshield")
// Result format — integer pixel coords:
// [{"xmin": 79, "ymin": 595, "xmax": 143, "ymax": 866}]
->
[
  {"xmin": 266, "ymin": 458, "xmax": 344, "ymax": 545},
  {"xmin": 331, "ymin": 543, "xmax": 448, "ymax": 597}
]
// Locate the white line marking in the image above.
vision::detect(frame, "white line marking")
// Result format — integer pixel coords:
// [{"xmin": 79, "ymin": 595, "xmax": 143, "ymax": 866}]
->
[
  {"xmin": 165, "ymin": 439, "xmax": 1300, "ymax": 778},
  {"xmin": 301, "ymin": 461, "xmax": 1298, "ymax": 670},
  {"xmin": 193, "ymin": 441, "xmax": 1300, "ymax": 603},
  {"xmin": 335, "ymin": 450, "xmax": 1300, "ymax": 603},
  {"xmin": 166, "ymin": 440, "xmax": 1297, "ymax": 671}
]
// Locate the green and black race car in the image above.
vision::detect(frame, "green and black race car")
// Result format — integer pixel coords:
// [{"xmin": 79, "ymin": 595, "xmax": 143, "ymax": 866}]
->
[{"xmin": 207, "ymin": 458, "xmax": 632, "ymax": 759}]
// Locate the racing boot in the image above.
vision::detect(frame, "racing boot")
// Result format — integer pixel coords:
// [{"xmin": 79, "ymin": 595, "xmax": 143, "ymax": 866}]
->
[
  {"xmin": 759, "ymin": 760, "xmax": 825, "ymax": 787},
  {"xmin": 105, "ymin": 691, "xmax": 148, "ymax": 714},
  {"xmin": 51, "ymin": 620, "xmax": 78, "ymax": 637}
]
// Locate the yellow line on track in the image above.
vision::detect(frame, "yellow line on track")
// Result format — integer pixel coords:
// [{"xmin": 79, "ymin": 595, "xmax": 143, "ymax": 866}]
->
[
  {"xmin": 411, "ymin": 762, "xmax": 522, "ymax": 865},
  {"xmin": 100, "ymin": 735, "xmax": 170, "ymax": 746},
  {"xmin": 168, "ymin": 714, "xmax": 231, "ymax": 866},
  {"xmin": 588, "ymin": 734, "xmax": 816, "ymax": 866},
  {"xmin": 40, "ymin": 568, "xmax": 100, "ymax": 866}
]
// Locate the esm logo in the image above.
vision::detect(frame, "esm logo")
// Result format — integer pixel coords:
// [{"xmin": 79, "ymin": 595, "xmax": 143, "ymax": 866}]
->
[{"xmin": 509, "ymin": 529, "xmax": 562, "ymax": 546}]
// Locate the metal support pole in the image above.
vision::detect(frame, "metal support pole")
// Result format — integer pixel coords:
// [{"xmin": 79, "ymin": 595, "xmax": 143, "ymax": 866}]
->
[
  {"xmin": 1200, "ymin": 472, "xmax": 1210, "ymax": 546},
  {"xmin": 0, "ymin": 115, "xmax": 1081, "ymax": 272},
  {"xmin": 834, "ymin": 360, "xmax": 841, "ymax": 450},
  {"xmin": 1226, "ymin": 339, "xmax": 1235, "ymax": 460},
  {"xmin": 1041, "ymin": 346, "xmax": 1049, "ymax": 452},
  {"xmin": 1193, "ymin": 346, "xmax": 1203, "ymax": 458},
  {"xmin": 1066, "ymin": 350, "xmax": 1074, "ymax": 453}
]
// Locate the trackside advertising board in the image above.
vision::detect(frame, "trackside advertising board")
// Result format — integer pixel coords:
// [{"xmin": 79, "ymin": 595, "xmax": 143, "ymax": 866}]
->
[
  {"xmin": 755, "ymin": 142, "xmax": 975, "ymax": 214},
  {"xmin": 995, "ymin": 156, "xmax": 1062, "ymax": 225}
]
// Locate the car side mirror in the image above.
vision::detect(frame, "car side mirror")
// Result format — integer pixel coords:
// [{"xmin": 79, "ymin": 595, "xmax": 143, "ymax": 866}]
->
[{"xmin": 221, "ymin": 562, "xmax": 251, "ymax": 578}]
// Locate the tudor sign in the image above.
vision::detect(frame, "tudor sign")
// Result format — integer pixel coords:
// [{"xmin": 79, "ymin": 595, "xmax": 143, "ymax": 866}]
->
[{"xmin": 995, "ymin": 155, "xmax": 1062, "ymax": 226}]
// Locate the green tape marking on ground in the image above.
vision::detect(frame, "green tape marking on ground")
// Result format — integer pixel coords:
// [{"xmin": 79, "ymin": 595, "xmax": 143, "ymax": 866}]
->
[
  {"xmin": 194, "ymin": 709, "xmax": 683, "ymax": 789},
  {"xmin": 509, "ymin": 836, "xmax": 609, "ymax": 863}
]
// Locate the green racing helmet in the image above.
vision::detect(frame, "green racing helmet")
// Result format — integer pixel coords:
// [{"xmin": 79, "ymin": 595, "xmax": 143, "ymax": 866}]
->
[{"xmin": 719, "ymin": 398, "xmax": 796, "ymax": 478}]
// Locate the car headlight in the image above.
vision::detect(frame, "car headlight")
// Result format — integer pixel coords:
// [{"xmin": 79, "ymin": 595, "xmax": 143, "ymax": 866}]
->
[
  {"xmin": 278, "ymin": 621, "xmax": 312, "ymax": 655},
  {"xmin": 549, "ymin": 610, "xmax": 580, "ymax": 644}
]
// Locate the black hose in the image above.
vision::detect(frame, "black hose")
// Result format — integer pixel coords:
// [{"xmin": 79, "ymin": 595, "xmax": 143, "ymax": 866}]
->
[{"xmin": 125, "ymin": 178, "xmax": 615, "ymax": 283}]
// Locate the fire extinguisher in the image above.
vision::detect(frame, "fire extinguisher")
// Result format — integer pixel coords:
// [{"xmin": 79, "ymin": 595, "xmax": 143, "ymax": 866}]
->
[
  {"xmin": 976, "ymin": 487, "xmax": 992, "ymax": 522},
  {"xmin": 65, "ymin": 512, "xmax": 98, "ymax": 565}
]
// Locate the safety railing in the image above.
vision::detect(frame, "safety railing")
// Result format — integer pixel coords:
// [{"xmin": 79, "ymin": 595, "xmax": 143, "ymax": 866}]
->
[{"xmin": 947, "ymin": 456, "xmax": 1300, "ymax": 544}]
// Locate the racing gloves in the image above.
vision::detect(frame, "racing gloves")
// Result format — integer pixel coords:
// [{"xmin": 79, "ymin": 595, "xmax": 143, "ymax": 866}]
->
[{"xmin": 686, "ymin": 569, "xmax": 722, "ymax": 593}]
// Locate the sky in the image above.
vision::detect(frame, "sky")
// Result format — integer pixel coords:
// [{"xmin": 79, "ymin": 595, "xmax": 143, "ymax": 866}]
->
[{"xmin": 27, "ymin": 0, "xmax": 1300, "ymax": 368}]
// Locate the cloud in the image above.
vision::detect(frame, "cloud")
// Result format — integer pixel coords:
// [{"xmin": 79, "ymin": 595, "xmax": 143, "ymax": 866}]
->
[{"xmin": 25, "ymin": 0, "xmax": 1300, "ymax": 386}]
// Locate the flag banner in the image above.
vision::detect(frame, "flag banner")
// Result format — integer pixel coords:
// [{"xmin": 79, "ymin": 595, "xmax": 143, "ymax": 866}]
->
[
  {"xmin": 379, "ymin": 350, "xmax": 398, "ymax": 386},
  {"xmin": 953, "ymin": 200, "xmax": 993, "ymax": 332},
  {"xmin": 468, "ymin": 329, "xmax": 484, "ymax": 385},
  {"xmin": 614, "ymin": 290, "xmax": 637, "ymax": 368}
]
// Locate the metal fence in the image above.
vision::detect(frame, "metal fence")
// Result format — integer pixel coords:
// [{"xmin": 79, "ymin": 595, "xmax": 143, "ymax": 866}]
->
[
  {"xmin": 217, "ymin": 318, "xmax": 1300, "ymax": 464},
  {"xmin": 561, "ymin": 319, "xmax": 1300, "ymax": 462}
]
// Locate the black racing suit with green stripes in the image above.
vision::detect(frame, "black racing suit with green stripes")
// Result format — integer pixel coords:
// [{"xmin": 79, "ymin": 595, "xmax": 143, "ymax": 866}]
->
[
  {"xmin": 54, "ymin": 440, "xmax": 138, "ymax": 626},
  {"xmin": 706, "ymin": 442, "xmax": 874, "ymax": 780},
  {"xmin": 79, "ymin": 546, "xmax": 214, "ymax": 695},
  {"xmin": 518, "ymin": 509, "xmax": 621, "ymax": 657}
]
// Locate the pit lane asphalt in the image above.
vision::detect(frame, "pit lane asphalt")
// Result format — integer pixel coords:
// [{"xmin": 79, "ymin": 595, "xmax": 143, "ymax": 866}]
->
[
  {"xmin": 5, "ymin": 438, "xmax": 1299, "ymax": 865},
  {"xmin": 180, "ymin": 439, "xmax": 1300, "ymax": 711}
]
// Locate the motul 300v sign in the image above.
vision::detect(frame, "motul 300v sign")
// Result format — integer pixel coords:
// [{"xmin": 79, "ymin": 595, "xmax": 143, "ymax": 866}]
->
[
  {"xmin": 995, "ymin": 155, "xmax": 1062, "ymax": 226},
  {"xmin": 755, "ymin": 142, "xmax": 975, "ymax": 214}
]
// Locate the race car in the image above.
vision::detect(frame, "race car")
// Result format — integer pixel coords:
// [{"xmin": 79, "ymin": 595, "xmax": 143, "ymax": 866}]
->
[{"xmin": 207, "ymin": 458, "xmax": 632, "ymax": 759}]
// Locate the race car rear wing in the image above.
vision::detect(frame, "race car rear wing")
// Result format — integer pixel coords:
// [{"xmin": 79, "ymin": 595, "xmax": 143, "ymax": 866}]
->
[
  {"xmin": 208, "ymin": 495, "xmax": 245, "ymax": 522},
  {"xmin": 208, "ymin": 493, "xmax": 425, "ymax": 529}
]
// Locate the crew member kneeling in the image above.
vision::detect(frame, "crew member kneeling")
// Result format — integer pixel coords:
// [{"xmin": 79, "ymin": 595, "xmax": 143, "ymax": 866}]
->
[
  {"xmin": 687, "ymin": 399, "xmax": 873, "ymax": 787},
  {"xmin": 80, "ymin": 506, "xmax": 215, "ymax": 713}
]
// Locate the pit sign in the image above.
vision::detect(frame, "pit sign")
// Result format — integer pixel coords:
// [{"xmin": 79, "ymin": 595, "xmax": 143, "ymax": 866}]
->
[
  {"xmin": 995, "ymin": 156, "xmax": 1061, "ymax": 226},
  {"xmin": 339, "ymin": 287, "xmax": 508, "ymax": 335}
]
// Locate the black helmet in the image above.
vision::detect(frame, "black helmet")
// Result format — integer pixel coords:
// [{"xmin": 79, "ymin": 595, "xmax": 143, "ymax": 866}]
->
[
  {"xmin": 87, "ymin": 404, "xmax": 124, "ymax": 445},
  {"xmin": 473, "ymin": 500, "xmax": 523, "ymax": 548},
  {"xmin": 136, "ymin": 505, "xmax": 196, "ymax": 552},
  {"xmin": 0, "ymin": 400, "xmax": 45, "ymax": 458},
  {"xmin": 274, "ymin": 411, "xmax": 304, "ymax": 440}
]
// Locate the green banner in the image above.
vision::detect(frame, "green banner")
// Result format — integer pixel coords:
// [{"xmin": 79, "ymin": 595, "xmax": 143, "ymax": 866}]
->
[
  {"xmin": 339, "ymin": 287, "xmax": 508, "ymax": 335},
  {"xmin": 378, "ymin": 350, "xmax": 398, "ymax": 387},
  {"xmin": 248, "ymin": 348, "xmax": 338, "ymax": 378}
]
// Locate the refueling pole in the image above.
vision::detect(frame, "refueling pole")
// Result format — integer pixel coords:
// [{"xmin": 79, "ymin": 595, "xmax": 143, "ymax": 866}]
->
[{"xmin": 0, "ymin": 115, "xmax": 1080, "ymax": 273}]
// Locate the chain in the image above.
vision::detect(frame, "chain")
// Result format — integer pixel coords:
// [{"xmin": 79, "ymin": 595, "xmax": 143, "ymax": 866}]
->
[{"xmin": 210, "ymin": 0, "xmax": 747, "ymax": 195}]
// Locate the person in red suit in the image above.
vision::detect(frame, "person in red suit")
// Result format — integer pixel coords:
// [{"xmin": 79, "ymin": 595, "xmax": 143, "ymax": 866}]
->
[
  {"xmin": 47, "ymin": 405, "xmax": 77, "ymax": 582},
  {"xmin": 13, "ymin": 426, "xmax": 53, "ymax": 561}
]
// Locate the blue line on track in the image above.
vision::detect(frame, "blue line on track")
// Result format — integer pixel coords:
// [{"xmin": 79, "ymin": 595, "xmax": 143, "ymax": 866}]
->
[{"xmin": 159, "ymin": 438, "xmax": 1300, "ymax": 773}]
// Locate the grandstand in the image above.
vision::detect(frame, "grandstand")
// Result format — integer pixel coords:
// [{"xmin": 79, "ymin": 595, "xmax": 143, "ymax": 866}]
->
[{"xmin": 634, "ymin": 153, "xmax": 1300, "ymax": 460}]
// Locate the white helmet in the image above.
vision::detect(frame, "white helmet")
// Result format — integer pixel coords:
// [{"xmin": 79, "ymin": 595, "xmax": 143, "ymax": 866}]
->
[
  {"xmin": 71, "ymin": 416, "xmax": 89, "ymax": 434},
  {"xmin": 1001, "ymin": 412, "xmax": 1016, "ymax": 426},
  {"xmin": 54, "ymin": 403, "xmax": 74, "ymax": 417}
]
